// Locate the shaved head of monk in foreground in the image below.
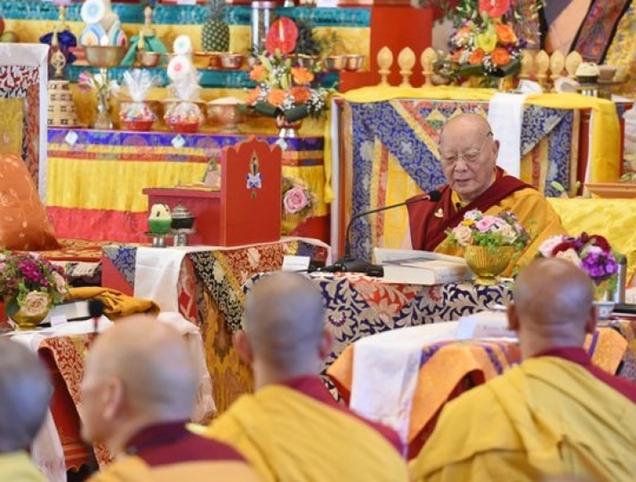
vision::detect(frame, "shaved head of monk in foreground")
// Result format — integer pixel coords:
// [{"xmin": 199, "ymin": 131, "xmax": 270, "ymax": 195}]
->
[
  {"xmin": 404, "ymin": 113, "xmax": 564, "ymax": 276},
  {"xmin": 195, "ymin": 272, "xmax": 408, "ymax": 482},
  {"xmin": 80, "ymin": 315, "xmax": 258, "ymax": 482},
  {"xmin": 410, "ymin": 258, "xmax": 636, "ymax": 482}
]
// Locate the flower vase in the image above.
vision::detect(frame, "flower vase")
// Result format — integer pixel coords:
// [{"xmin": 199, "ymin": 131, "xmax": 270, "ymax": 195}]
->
[
  {"xmin": 593, "ymin": 279, "xmax": 616, "ymax": 322},
  {"xmin": 7, "ymin": 295, "xmax": 51, "ymax": 330},
  {"xmin": 94, "ymin": 92, "xmax": 113, "ymax": 130},
  {"xmin": 464, "ymin": 245, "xmax": 514, "ymax": 285},
  {"xmin": 276, "ymin": 115, "xmax": 303, "ymax": 139}
]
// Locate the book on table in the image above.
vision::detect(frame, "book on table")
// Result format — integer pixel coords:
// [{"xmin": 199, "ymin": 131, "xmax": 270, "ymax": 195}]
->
[{"xmin": 373, "ymin": 248, "xmax": 472, "ymax": 285}]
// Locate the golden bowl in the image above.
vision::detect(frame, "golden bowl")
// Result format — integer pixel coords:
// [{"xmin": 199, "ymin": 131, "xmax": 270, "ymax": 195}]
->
[
  {"xmin": 84, "ymin": 45, "xmax": 126, "ymax": 68},
  {"xmin": 293, "ymin": 54, "xmax": 318, "ymax": 69},
  {"xmin": 137, "ymin": 51, "xmax": 161, "ymax": 68},
  {"xmin": 219, "ymin": 53, "xmax": 244, "ymax": 70},
  {"xmin": 207, "ymin": 101, "xmax": 244, "ymax": 132},
  {"xmin": 345, "ymin": 54, "xmax": 364, "ymax": 71},
  {"xmin": 323, "ymin": 55, "xmax": 347, "ymax": 71},
  {"xmin": 464, "ymin": 245, "xmax": 515, "ymax": 285}
]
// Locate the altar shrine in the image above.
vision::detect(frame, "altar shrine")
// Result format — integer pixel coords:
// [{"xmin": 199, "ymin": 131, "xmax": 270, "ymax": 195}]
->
[{"xmin": 0, "ymin": 0, "xmax": 635, "ymax": 481}]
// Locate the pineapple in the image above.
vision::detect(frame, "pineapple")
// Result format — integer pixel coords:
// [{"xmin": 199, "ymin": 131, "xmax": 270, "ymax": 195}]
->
[{"xmin": 202, "ymin": 0, "xmax": 230, "ymax": 53}]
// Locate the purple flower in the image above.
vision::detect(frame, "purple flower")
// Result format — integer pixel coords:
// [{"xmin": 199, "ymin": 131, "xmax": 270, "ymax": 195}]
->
[{"xmin": 581, "ymin": 250, "xmax": 618, "ymax": 284}]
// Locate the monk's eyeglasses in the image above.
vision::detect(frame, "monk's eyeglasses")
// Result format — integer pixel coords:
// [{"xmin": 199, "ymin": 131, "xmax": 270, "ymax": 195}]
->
[{"xmin": 439, "ymin": 131, "xmax": 493, "ymax": 167}]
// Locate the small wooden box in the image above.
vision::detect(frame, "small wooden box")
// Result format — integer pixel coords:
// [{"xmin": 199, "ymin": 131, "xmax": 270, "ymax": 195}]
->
[{"xmin": 144, "ymin": 137, "xmax": 282, "ymax": 246}]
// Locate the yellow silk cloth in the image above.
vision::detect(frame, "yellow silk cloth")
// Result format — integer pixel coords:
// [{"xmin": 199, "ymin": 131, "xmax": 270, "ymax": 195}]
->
[
  {"xmin": 4, "ymin": 20, "xmax": 369, "ymax": 60},
  {"xmin": 0, "ymin": 98, "xmax": 23, "ymax": 156},
  {"xmin": 46, "ymin": 133, "xmax": 328, "ymax": 218},
  {"xmin": 192, "ymin": 385, "xmax": 408, "ymax": 482},
  {"xmin": 548, "ymin": 197, "xmax": 636, "ymax": 283},
  {"xmin": 325, "ymin": 86, "xmax": 620, "ymax": 202},
  {"xmin": 0, "ymin": 451, "xmax": 46, "ymax": 482},
  {"xmin": 604, "ymin": 0, "xmax": 636, "ymax": 98},
  {"xmin": 68, "ymin": 287, "xmax": 159, "ymax": 319},
  {"xmin": 329, "ymin": 328, "xmax": 626, "ymax": 448},
  {"xmin": 435, "ymin": 188, "xmax": 566, "ymax": 276},
  {"xmin": 410, "ymin": 356, "xmax": 636, "ymax": 482},
  {"xmin": 87, "ymin": 454, "xmax": 259, "ymax": 482}
]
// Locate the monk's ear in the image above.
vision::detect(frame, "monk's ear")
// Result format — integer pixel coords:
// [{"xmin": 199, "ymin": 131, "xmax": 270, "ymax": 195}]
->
[
  {"xmin": 507, "ymin": 302, "xmax": 520, "ymax": 332},
  {"xmin": 102, "ymin": 376, "xmax": 125, "ymax": 422},
  {"xmin": 318, "ymin": 328, "xmax": 333, "ymax": 360},
  {"xmin": 585, "ymin": 304, "xmax": 597, "ymax": 334},
  {"xmin": 233, "ymin": 330, "xmax": 254, "ymax": 366}
]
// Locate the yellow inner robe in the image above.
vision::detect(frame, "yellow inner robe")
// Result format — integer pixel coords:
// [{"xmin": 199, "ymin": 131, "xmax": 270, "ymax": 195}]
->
[
  {"xmin": 87, "ymin": 454, "xmax": 259, "ymax": 482},
  {"xmin": 0, "ymin": 451, "xmax": 46, "ymax": 481},
  {"xmin": 410, "ymin": 356, "xmax": 636, "ymax": 482},
  {"xmin": 435, "ymin": 187, "xmax": 565, "ymax": 276},
  {"xmin": 193, "ymin": 385, "xmax": 408, "ymax": 482}
]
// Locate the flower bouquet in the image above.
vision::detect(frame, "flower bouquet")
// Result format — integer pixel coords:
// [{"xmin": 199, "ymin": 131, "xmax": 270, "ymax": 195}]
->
[
  {"xmin": 0, "ymin": 253, "xmax": 69, "ymax": 329},
  {"xmin": 538, "ymin": 233, "xmax": 619, "ymax": 286},
  {"xmin": 281, "ymin": 176, "xmax": 316, "ymax": 234},
  {"xmin": 447, "ymin": 209, "xmax": 529, "ymax": 283},
  {"xmin": 444, "ymin": 0, "xmax": 542, "ymax": 86},
  {"xmin": 246, "ymin": 17, "xmax": 329, "ymax": 132}
]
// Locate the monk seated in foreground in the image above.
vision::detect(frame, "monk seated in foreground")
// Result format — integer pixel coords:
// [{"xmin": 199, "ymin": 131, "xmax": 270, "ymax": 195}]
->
[
  {"xmin": 0, "ymin": 339, "xmax": 51, "ymax": 481},
  {"xmin": 410, "ymin": 258, "xmax": 636, "ymax": 482},
  {"xmin": 80, "ymin": 316, "xmax": 258, "ymax": 481},
  {"xmin": 404, "ymin": 113, "xmax": 564, "ymax": 275},
  {"xmin": 195, "ymin": 272, "xmax": 408, "ymax": 482}
]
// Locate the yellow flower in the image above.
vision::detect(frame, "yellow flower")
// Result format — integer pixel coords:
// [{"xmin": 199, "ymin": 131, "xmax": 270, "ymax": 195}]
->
[
  {"xmin": 462, "ymin": 219, "xmax": 475, "ymax": 226},
  {"xmin": 476, "ymin": 29, "xmax": 498, "ymax": 54}
]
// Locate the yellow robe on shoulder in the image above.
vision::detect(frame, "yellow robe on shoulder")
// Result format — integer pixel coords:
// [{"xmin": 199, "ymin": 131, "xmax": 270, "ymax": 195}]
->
[
  {"xmin": 193, "ymin": 385, "xmax": 408, "ymax": 482},
  {"xmin": 87, "ymin": 453, "xmax": 259, "ymax": 482},
  {"xmin": 410, "ymin": 357, "xmax": 636, "ymax": 482},
  {"xmin": 436, "ymin": 187, "xmax": 565, "ymax": 276}
]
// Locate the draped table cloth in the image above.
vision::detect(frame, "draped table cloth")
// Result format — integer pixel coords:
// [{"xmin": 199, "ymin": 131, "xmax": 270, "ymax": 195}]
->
[
  {"xmin": 327, "ymin": 320, "xmax": 634, "ymax": 458},
  {"xmin": 101, "ymin": 238, "xmax": 331, "ymax": 412},
  {"xmin": 47, "ymin": 129, "xmax": 329, "ymax": 243},
  {"xmin": 330, "ymin": 87, "xmax": 626, "ymax": 260}
]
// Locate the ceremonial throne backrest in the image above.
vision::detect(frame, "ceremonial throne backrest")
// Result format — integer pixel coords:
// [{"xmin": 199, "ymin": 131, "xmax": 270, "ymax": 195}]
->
[{"xmin": 220, "ymin": 137, "xmax": 282, "ymax": 246}]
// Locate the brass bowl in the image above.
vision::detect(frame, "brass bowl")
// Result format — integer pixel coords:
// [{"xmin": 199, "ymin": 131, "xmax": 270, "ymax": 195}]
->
[
  {"xmin": 464, "ymin": 245, "xmax": 514, "ymax": 285},
  {"xmin": 137, "ymin": 51, "xmax": 161, "ymax": 68},
  {"xmin": 345, "ymin": 54, "xmax": 364, "ymax": 71},
  {"xmin": 293, "ymin": 54, "xmax": 318, "ymax": 69},
  {"xmin": 323, "ymin": 55, "xmax": 347, "ymax": 71},
  {"xmin": 207, "ymin": 101, "xmax": 244, "ymax": 132},
  {"xmin": 84, "ymin": 45, "xmax": 126, "ymax": 68},
  {"xmin": 219, "ymin": 53, "xmax": 244, "ymax": 70}
]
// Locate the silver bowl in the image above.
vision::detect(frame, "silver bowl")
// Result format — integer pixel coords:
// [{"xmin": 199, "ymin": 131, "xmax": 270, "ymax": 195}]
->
[
  {"xmin": 323, "ymin": 55, "xmax": 347, "ymax": 71},
  {"xmin": 84, "ymin": 45, "xmax": 126, "ymax": 68}
]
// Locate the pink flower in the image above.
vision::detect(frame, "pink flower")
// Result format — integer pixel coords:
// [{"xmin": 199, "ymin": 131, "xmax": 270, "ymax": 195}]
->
[
  {"xmin": 20, "ymin": 291, "xmax": 50, "ymax": 317},
  {"xmin": 555, "ymin": 248, "xmax": 583, "ymax": 267},
  {"xmin": 539, "ymin": 235, "xmax": 567, "ymax": 257},
  {"xmin": 475, "ymin": 216, "xmax": 497, "ymax": 233},
  {"xmin": 452, "ymin": 224, "xmax": 473, "ymax": 246},
  {"xmin": 283, "ymin": 186, "xmax": 309, "ymax": 214},
  {"xmin": 51, "ymin": 271, "xmax": 68, "ymax": 298}
]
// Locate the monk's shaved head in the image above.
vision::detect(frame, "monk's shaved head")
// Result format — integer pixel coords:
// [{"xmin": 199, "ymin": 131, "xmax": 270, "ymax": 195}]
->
[
  {"xmin": 81, "ymin": 315, "xmax": 198, "ymax": 449},
  {"xmin": 439, "ymin": 113, "xmax": 492, "ymax": 144},
  {"xmin": 509, "ymin": 258, "xmax": 596, "ymax": 357},
  {"xmin": 242, "ymin": 273, "xmax": 326, "ymax": 378}
]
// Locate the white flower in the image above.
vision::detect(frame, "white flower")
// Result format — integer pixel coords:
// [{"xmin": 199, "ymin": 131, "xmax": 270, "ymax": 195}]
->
[
  {"xmin": 555, "ymin": 248, "xmax": 582, "ymax": 267},
  {"xmin": 464, "ymin": 210, "xmax": 482, "ymax": 222},
  {"xmin": 20, "ymin": 291, "xmax": 50, "ymax": 317},
  {"xmin": 539, "ymin": 235, "xmax": 567, "ymax": 257},
  {"xmin": 452, "ymin": 224, "xmax": 473, "ymax": 246},
  {"xmin": 51, "ymin": 271, "xmax": 68, "ymax": 297}
]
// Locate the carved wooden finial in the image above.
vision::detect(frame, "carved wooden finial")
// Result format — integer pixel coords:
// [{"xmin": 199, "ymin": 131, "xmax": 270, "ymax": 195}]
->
[
  {"xmin": 565, "ymin": 51, "xmax": 583, "ymax": 79},
  {"xmin": 377, "ymin": 46, "xmax": 394, "ymax": 86},
  {"xmin": 549, "ymin": 50, "xmax": 565, "ymax": 84},
  {"xmin": 420, "ymin": 48, "xmax": 437, "ymax": 86},
  {"xmin": 398, "ymin": 47, "xmax": 415, "ymax": 87},
  {"xmin": 519, "ymin": 50, "xmax": 534, "ymax": 80},
  {"xmin": 534, "ymin": 50, "xmax": 550, "ymax": 86}
]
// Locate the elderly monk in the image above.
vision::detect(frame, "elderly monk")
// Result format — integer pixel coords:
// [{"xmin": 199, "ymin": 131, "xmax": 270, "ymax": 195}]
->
[
  {"xmin": 0, "ymin": 339, "xmax": 51, "ymax": 481},
  {"xmin": 404, "ymin": 113, "xmax": 564, "ymax": 274},
  {"xmin": 410, "ymin": 258, "xmax": 636, "ymax": 482},
  {"xmin": 195, "ymin": 272, "xmax": 408, "ymax": 482},
  {"xmin": 80, "ymin": 316, "xmax": 258, "ymax": 481}
]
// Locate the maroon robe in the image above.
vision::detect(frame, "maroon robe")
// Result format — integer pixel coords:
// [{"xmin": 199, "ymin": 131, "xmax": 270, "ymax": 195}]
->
[{"xmin": 407, "ymin": 168, "xmax": 531, "ymax": 251}]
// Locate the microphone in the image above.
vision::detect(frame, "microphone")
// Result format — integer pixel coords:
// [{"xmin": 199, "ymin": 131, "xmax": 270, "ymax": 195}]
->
[
  {"xmin": 88, "ymin": 298, "xmax": 104, "ymax": 336},
  {"xmin": 317, "ymin": 190, "xmax": 442, "ymax": 275}
]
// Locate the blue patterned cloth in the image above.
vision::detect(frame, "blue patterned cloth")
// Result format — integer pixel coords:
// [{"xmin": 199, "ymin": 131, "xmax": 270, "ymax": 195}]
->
[{"xmin": 349, "ymin": 99, "xmax": 575, "ymax": 260}]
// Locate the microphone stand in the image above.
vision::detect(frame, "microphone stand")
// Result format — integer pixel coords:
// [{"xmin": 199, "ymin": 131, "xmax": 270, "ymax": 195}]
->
[{"xmin": 316, "ymin": 191, "xmax": 441, "ymax": 275}]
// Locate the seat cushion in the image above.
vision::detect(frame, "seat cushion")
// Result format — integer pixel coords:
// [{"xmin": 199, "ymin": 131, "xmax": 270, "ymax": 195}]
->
[{"xmin": 0, "ymin": 154, "xmax": 59, "ymax": 250}]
